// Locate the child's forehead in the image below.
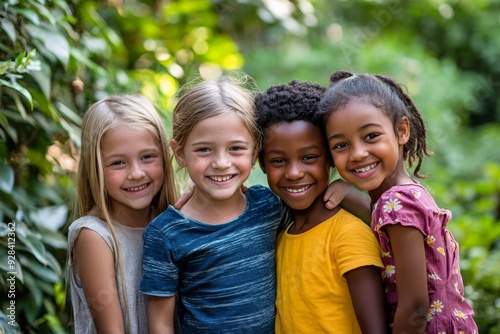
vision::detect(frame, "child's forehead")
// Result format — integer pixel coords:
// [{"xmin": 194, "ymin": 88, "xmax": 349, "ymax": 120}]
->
[
  {"xmin": 265, "ymin": 120, "xmax": 320, "ymax": 132},
  {"xmin": 264, "ymin": 120, "xmax": 324, "ymax": 143}
]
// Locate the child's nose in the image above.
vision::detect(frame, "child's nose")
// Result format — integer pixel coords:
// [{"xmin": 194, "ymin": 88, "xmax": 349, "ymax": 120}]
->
[
  {"xmin": 212, "ymin": 152, "xmax": 231, "ymax": 169},
  {"xmin": 350, "ymin": 144, "xmax": 368, "ymax": 161},
  {"xmin": 128, "ymin": 163, "xmax": 146, "ymax": 179},
  {"xmin": 285, "ymin": 162, "xmax": 304, "ymax": 180}
]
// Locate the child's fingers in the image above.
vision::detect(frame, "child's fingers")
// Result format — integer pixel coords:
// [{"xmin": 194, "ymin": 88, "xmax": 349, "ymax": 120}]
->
[
  {"xmin": 174, "ymin": 184, "xmax": 195, "ymax": 209},
  {"xmin": 323, "ymin": 179, "xmax": 350, "ymax": 209}
]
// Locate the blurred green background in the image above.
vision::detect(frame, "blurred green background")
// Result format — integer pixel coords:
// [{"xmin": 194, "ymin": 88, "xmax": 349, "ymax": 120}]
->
[{"xmin": 1, "ymin": 0, "xmax": 499, "ymax": 332}]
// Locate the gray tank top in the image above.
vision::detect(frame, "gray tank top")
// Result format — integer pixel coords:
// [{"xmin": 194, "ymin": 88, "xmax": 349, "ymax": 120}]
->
[{"xmin": 68, "ymin": 216, "xmax": 147, "ymax": 333}]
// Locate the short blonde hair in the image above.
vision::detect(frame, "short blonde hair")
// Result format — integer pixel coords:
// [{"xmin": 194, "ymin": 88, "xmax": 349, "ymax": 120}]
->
[{"xmin": 172, "ymin": 76, "xmax": 260, "ymax": 151}]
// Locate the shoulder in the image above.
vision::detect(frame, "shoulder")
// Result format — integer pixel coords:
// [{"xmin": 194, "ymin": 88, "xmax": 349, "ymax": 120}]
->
[
  {"xmin": 246, "ymin": 184, "xmax": 277, "ymax": 202},
  {"xmin": 375, "ymin": 183, "xmax": 437, "ymax": 211},
  {"xmin": 68, "ymin": 216, "xmax": 112, "ymax": 245},
  {"xmin": 332, "ymin": 209, "xmax": 374, "ymax": 236},
  {"xmin": 148, "ymin": 205, "xmax": 183, "ymax": 229}
]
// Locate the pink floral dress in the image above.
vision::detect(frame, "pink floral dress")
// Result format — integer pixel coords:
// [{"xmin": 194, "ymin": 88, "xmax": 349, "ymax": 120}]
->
[{"xmin": 372, "ymin": 183, "xmax": 478, "ymax": 334}]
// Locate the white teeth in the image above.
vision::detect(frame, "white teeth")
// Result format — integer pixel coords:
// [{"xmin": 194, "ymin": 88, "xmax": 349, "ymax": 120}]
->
[
  {"xmin": 127, "ymin": 184, "xmax": 148, "ymax": 191},
  {"xmin": 286, "ymin": 185, "xmax": 310, "ymax": 193},
  {"xmin": 210, "ymin": 175, "xmax": 232, "ymax": 182},
  {"xmin": 355, "ymin": 163, "xmax": 377, "ymax": 173}
]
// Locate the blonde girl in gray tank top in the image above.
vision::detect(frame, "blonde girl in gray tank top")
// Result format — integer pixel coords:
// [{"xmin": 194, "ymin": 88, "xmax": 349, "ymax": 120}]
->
[{"xmin": 68, "ymin": 95, "xmax": 177, "ymax": 333}]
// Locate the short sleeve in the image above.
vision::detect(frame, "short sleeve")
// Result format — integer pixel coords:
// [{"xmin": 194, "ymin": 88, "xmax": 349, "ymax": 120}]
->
[
  {"xmin": 140, "ymin": 225, "xmax": 178, "ymax": 296},
  {"xmin": 374, "ymin": 188, "xmax": 431, "ymax": 237},
  {"xmin": 334, "ymin": 213, "xmax": 384, "ymax": 276}
]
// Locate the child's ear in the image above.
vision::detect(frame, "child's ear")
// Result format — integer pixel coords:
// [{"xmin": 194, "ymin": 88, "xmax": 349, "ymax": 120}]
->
[
  {"xmin": 397, "ymin": 117, "xmax": 410, "ymax": 145},
  {"xmin": 170, "ymin": 140, "xmax": 186, "ymax": 167}
]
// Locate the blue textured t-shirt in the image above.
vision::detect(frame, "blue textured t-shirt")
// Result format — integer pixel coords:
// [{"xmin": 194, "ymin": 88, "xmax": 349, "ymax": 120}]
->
[{"xmin": 140, "ymin": 185, "xmax": 287, "ymax": 333}]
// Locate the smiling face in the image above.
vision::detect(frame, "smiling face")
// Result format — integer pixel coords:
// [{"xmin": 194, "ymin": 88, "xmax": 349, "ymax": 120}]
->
[
  {"xmin": 325, "ymin": 100, "xmax": 410, "ymax": 197},
  {"xmin": 263, "ymin": 120, "xmax": 331, "ymax": 211},
  {"xmin": 101, "ymin": 124, "xmax": 164, "ymax": 225},
  {"xmin": 172, "ymin": 111, "xmax": 256, "ymax": 204}
]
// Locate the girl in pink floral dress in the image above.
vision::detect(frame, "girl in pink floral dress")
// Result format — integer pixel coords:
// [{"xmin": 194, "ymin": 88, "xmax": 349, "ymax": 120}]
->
[{"xmin": 319, "ymin": 70, "xmax": 478, "ymax": 334}]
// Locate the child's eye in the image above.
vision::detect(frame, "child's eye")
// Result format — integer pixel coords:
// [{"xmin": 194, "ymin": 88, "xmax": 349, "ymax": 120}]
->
[
  {"xmin": 110, "ymin": 160, "xmax": 125, "ymax": 166},
  {"xmin": 142, "ymin": 154, "xmax": 160, "ymax": 162},
  {"xmin": 195, "ymin": 147, "xmax": 210, "ymax": 153},
  {"xmin": 230, "ymin": 146, "xmax": 247, "ymax": 152},
  {"xmin": 269, "ymin": 158, "xmax": 285, "ymax": 164},
  {"xmin": 332, "ymin": 142, "xmax": 347, "ymax": 150},
  {"xmin": 303, "ymin": 155, "xmax": 318, "ymax": 161},
  {"xmin": 365, "ymin": 133, "xmax": 379, "ymax": 141}
]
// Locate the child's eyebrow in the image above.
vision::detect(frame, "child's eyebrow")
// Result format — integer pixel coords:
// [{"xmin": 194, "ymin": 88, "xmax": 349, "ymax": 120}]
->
[
  {"xmin": 266, "ymin": 144, "xmax": 322, "ymax": 154},
  {"xmin": 328, "ymin": 122, "xmax": 382, "ymax": 142},
  {"xmin": 327, "ymin": 133, "xmax": 342, "ymax": 143}
]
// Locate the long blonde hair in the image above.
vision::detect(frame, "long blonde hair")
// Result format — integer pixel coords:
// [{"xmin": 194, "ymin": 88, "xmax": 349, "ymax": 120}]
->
[{"xmin": 76, "ymin": 94, "xmax": 177, "ymax": 331}]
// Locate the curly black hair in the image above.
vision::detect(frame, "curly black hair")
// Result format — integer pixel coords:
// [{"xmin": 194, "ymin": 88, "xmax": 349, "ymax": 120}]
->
[{"xmin": 255, "ymin": 80, "xmax": 327, "ymax": 170}]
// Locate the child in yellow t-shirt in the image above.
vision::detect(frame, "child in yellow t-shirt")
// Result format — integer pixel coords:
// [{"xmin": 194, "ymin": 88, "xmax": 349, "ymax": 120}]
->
[{"xmin": 255, "ymin": 80, "xmax": 388, "ymax": 334}]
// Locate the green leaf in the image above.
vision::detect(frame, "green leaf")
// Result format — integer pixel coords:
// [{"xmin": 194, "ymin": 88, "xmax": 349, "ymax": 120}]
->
[
  {"xmin": 0, "ymin": 222, "xmax": 9, "ymax": 237},
  {"xmin": 18, "ymin": 9, "xmax": 41, "ymax": 25},
  {"xmin": 0, "ymin": 312, "xmax": 19, "ymax": 334},
  {"xmin": 25, "ymin": 24, "xmax": 70, "ymax": 69},
  {"xmin": 0, "ymin": 60, "xmax": 11, "ymax": 76},
  {"xmin": 14, "ymin": 51, "xmax": 26, "ymax": 69},
  {"xmin": 39, "ymin": 230, "xmax": 68, "ymax": 249},
  {"xmin": 0, "ymin": 79, "xmax": 34, "ymax": 111},
  {"xmin": 20, "ymin": 255, "xmax": 59, "ymax": 283},
  {"xmin": 0, "ymin": 19, "xmax": 16, "ymax": 44},
  {"xmin": 55, "ymin": 101, "xmax": 82, "ymax": 125},
  {"xmin": 16, "ymin": 228, "xmax": 48, "ymax": 266},
  {"xmin": 0, "ymin": 252, "xmax": 23, "ymax": 283},
  {"xmin": 30, "ymin": 205, "xmax": 68, "ymax": 231},
  {"xmin": 0, "ymin": 163, "xmax": 14, "ymax": 193},
  {"xmin": 29, "ymin": 61, "xmax": 52, "ymax": 99}
]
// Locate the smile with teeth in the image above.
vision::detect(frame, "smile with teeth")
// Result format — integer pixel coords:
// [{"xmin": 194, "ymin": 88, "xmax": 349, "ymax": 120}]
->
[
  {"xmin": 286, "ymin": 185, "xmax": 310, "ymax": 193},
  {"xmin": 126, "ymin": 183, "xmax": 149, "ymax": 192},
  {"xmin": 209, "ymin": 175, "xmax": 233, "ymax": 182},
  {"xmin": 354, "ymin": 163, "xmax": 377, "ymax": 173}
]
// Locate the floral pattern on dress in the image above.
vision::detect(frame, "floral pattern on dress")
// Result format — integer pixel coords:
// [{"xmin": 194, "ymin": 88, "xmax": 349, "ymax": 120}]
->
[{"xmin": 371, "ymin": 183, "xmax": 478, "ymax": 333}]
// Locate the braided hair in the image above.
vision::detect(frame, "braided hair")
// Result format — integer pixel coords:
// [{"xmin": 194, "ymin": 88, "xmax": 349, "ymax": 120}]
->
[{"xmin": 318, "ymin": 70, "xmax": 432, "ymax": 178}]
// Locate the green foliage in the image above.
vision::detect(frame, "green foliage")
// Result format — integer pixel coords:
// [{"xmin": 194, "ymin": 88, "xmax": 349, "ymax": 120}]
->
[
  {"xmin": 1, "ymin": 0, "xmax": 499, "ymax": 332},
  {"xmin": 0, "ymin": 0, "xmax": 80, "ymax": 331}
]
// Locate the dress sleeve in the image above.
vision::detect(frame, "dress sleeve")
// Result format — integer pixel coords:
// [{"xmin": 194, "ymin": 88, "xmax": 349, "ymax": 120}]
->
[
  {"xmin": 140, "ymin": 224, "xmax": 178, "ymax": 297},
  {"xmin": 374, "ymin": 188, "xmax": 431, "ymax": 237}
]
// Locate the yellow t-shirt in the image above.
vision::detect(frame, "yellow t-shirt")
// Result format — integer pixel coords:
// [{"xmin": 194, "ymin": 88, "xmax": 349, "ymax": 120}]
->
[{"xmin": 275, "ymin": 209, "xmax": 383, "ymax": 334}]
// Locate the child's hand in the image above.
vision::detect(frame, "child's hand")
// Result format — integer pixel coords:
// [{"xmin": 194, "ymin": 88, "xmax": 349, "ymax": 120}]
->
[
  {"xmin": 323, "ymin": 179, "xmax": 352, "ymax": 209},
  {"xmin": 174, "ymin": 184, "xmax": 195, "ymax": 209},
  {"xmin": 324, "ymin": 179, "xmax": 371, "ymax": 223}
]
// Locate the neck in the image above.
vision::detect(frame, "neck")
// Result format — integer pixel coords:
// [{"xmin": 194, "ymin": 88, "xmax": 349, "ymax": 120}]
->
[
  {"xmin": 181, "ymin": 189, "xmax": 247, "ymax": 224},
  {"xmin": 289, "ymin": 189, "xmax": 339, "ymax": 234},
  {"xmin": 111, "ymin": 207, "xmax": 151, "ymax": 228},
  {"xmin": 369, "ymin": 167, "xmax": 416, "ymax": 204}
]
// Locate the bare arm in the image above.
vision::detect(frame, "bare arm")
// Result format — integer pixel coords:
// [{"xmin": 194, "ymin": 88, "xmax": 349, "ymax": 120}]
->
[
  {"xmin": 323, "ymin": 179, "xmax": 371, "ymax": 223},
  {"xmin": 147, "ymin": 295, "xmax": 177, "ymax": 334},
  {"xmin": 73, "ymin": 229, "xmax": 125, "ymax": 334},
  {"xmin": 345, "ymin": 266, "xmax": 388, "ymax": 334},
  {"xmin": 385, "ymin": 224, "xmax": 429, "ymax": 334}
]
